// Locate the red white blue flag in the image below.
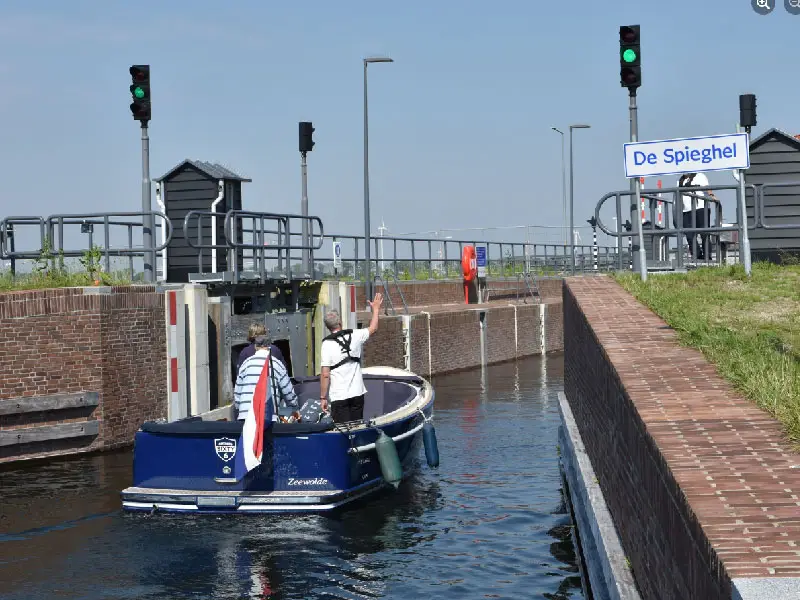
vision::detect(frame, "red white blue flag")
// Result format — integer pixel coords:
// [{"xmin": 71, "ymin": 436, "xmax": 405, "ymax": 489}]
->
[{"xmin": 242, "ymin": 356, "xmax": 272, "ymax": 472}]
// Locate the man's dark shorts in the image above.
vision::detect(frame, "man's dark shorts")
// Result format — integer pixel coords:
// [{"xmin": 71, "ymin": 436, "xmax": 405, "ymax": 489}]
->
[{"xmin": 331, "ymin": 395, "xmax": 365, "ymax": 423}]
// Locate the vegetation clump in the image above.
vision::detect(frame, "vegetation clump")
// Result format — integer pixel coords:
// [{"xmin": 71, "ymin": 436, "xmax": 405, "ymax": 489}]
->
[{"xmin": 613, "ymin": 262, "xmax": 800, "ymax": 444}]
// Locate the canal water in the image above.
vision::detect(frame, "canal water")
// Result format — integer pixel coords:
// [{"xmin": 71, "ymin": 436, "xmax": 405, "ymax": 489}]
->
[{"xmin": 0, "ymin": 355, "xmax": 584, "ymax": 600}]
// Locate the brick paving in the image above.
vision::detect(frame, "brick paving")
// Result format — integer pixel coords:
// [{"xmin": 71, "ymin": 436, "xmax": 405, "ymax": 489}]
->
[{"xmin": 568, "ymin": 275, "xmax": 800, "ymax": 579}]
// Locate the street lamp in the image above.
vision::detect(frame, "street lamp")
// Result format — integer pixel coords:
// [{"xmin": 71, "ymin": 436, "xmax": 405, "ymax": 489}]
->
[
  {"xmin": 551, "ymin": 127, "xmax": 567, "ymax": 245},
  {"xmin": 569, "ymin": 124, "xmax": 591, "ymax": 274},
  {"xmin": 363, "ymin": 56, "xmax": 393, "ymax": 305}
]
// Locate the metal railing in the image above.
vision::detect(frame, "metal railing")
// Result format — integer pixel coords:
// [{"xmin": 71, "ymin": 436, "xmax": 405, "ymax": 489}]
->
[
  {"xmin": 182, "ymin": 209, "xmax": 324, "ymax": 283},
  {"xmin": 1, "ymin": 212, "xmax": 172, "ymax": 280},
  {"xmin": 594, "ymin": 181, "xmax": 800, "ymax": 272},
  {"xmin": 756, "ymin": 182, "xmax": 800, "ymax": 231},
  {"xmin": 374, "ymin": 272, "xmax": 409, "ymax": 315},
  {"xmin": 2, "ymin": 209, "xmax": 626, "ymax": 283},
  {"xmin": 595, "ymin": 183, "xmax": 751, "ymax": 271},
  {"xmin": 318, "ymin": 233, "xmax": 620, "ymax": 280}
]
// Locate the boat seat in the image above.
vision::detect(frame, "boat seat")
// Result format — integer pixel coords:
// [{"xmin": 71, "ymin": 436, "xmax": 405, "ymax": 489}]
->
[{"xmin": 293, "ymin": 375, "xmax": 421, "ymax": 420}]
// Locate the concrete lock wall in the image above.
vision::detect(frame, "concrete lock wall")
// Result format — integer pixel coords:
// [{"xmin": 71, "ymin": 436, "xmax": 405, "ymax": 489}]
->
[{"xmin": 360, "ymin": 301, "xmax": 563, "ymax": 376}]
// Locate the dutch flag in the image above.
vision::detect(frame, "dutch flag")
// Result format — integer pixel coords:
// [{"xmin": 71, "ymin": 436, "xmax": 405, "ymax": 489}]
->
[{"xmin": 242, "ymin": 355, "xmax": 273, "ymax": 472}]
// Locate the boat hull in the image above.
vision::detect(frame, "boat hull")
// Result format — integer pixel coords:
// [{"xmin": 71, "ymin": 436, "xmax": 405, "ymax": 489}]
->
[{"xmin": 121, "ymin": 368, "xmax": 433, "ymax": 514}]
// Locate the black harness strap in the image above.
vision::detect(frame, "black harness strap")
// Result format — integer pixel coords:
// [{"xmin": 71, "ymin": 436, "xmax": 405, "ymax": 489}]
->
[{"xmin": 323, "ymin": 329, "xmax": 361, "ymax": 370}]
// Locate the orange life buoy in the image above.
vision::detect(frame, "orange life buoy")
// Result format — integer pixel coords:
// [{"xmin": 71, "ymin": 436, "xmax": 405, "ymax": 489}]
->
[{"xmin": 462, "ymin": 245, "xmax": 477, "ymax": 282}]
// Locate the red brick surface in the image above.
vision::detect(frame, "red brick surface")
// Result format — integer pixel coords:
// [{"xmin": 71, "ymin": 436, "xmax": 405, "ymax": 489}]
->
[
  {"xmin": 564, "ymin": 275, "xmax": 800, "ymax": 600},
  {"xmin": 0, "ymin": 286, "xmax": 166, "ymax": 463}
]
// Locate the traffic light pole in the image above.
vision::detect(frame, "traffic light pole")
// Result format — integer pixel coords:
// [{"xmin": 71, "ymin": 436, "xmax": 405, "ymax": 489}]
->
[
  {"xmin": 738, "ymin": 127, "xmax": 752, "ymax": 276},
  {"xmin": 141, "ymin": 123, "xmax": 154, "ymax": 283},
  {"xmin": 628, "ymin": 90, "xmax": 647, "ymax": 282},
  {"xmin": 300, "ymin": 150, "xmax": 310, "ymax": 276}
]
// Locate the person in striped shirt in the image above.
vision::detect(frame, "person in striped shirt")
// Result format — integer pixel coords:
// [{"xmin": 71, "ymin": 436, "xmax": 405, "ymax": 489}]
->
[{"xmin": 234, "ymin": 335, "xmax": 299, "ymax": 421}]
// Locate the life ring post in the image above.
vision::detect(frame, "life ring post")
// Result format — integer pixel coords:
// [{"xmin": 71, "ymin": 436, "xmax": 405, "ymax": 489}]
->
[{"xmin": 461, "ymin": 245, "xmax": 477, "ymax": 304}]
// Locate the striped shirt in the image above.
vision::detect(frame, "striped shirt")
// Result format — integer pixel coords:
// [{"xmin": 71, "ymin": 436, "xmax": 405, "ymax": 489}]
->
[{"xmin": 234, "ymin": 349, "xmax": 299, "ymax": 421}]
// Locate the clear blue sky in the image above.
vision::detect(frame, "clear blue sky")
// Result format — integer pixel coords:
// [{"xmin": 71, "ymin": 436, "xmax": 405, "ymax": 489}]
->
[{"xmin": 0, "ymin": 0, "xmax": 796, "ymax": 242}]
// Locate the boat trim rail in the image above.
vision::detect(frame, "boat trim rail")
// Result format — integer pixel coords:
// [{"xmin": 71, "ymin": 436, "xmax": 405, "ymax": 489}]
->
[{"xmin": 348, "ymin": 419, "xmax": 425, "ymax": 454}]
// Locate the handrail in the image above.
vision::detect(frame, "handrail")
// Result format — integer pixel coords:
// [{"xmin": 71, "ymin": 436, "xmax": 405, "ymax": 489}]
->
[
  {"xmin": 0, "ymin": 212, "xmax": 172, "ymax": 260},
  {"xmin": 181, "ymin": 210, "xmax": 233, "ymax": 251},
  {"xmin": 758, "ymin": 183, "xmax": 800, "ymax": 230},
  {"xmin": 46, "ymin": 212, "xmax": 173, "ymax": 254},
  {"xmin": 374, "ymin": 272, "xmax": 409, "ymax": 315},
  {"xmin": 517, "ymin": 271, "xmax": 539, "ymax": 303},
  {"xmin": 347, "ymin": 419, "xmax": 425, "ymax": 454},
  {"xmin": 223, "ymin": 210, "xmax": 324, "ymax": 250},
  {"xmin": 593, "ymin": 184, "xmax": 753, "ymax": 239}
]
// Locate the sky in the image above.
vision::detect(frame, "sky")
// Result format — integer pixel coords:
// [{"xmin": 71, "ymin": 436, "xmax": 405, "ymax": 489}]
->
[{"xmin": 0, "ymin": 0, "xmax": 797, "ymax": 247}]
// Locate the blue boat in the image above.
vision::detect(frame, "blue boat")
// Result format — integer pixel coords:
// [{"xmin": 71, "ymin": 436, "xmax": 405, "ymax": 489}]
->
[{"xmin": 121, "ymin": 366, "xmax": 437, "ymax": 514}]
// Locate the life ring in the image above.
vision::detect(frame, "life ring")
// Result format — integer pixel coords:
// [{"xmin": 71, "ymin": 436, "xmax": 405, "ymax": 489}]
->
[{"xmin": 462, "ymin": 245, "xmax": 477, "ymax": 282}]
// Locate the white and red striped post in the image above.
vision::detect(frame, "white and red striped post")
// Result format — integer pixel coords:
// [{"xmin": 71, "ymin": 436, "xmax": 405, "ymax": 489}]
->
[
  {"xmin": 165, "ymin": 288, "xmax": 187, "ymax": 421},
  {"xmin": 656, "ymin": 179, "xmax": 664, "ymax": 228},
  {"xmin": 169, "ymin": 290, "xmax": 179, "ymax": 407},
  {"xmin": 639, "ymin": 177, "xmax": 647, "ymax": 224},
  {"xmin": 348, "ymin": 284, "xmax": 357, "ymax": 330}
]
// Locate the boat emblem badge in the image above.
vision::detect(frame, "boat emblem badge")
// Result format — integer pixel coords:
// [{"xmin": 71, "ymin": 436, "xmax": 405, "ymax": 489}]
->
[{"xmin": 214, "ymin": 437, "xmax": 237, "ymax": 462}]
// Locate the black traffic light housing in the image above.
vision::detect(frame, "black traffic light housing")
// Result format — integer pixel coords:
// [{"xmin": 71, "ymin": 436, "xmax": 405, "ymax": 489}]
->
[
  {"xmin": 129, "ymin": 65, "xmax": 151, "ymax": 123},
  {"xmin": 619, "ymin": 25, "xmax": 641, "ymax": 91},
  {"xmin": 299, "ymin": 121, "xmax": 315, "ymax": 153},
  {"xmin": 739, "ymin": 94, "xmax": 757, "ymax": 130}
]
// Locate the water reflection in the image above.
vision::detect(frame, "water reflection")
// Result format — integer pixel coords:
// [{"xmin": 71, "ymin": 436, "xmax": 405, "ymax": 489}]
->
[{"xmin": 0, "ymin": 354, "xmax": 583, "ymax": 600}]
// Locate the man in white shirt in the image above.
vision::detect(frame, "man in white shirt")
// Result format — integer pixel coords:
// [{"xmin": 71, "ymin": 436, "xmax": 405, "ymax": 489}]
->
[
  {"xmin": 319, "ymin": 292, "xmax": 383, "ymax": 423},
  {"xmin": 677, "ymin": 172, "xmax": 718, "ymax": 259}
]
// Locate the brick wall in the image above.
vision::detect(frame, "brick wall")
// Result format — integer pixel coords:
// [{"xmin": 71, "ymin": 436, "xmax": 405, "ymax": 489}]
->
[
  {"xmin": 563, "ymin": 277, "xmax": 729, "ymax": 600},
  {"xmin": 544, "ymin": 302, "xmax": 564, "ymax": 352},
  {"xmin": 485, "ymin": 306, "xmax": 518, "ymax": 364},
  {"xmin": 360, "ymin": 315, "xmax": 405, "ymax": 370},
  {"xmin": 362, "ymin": 298, "xmax": 562, "ymax": 377},
  {"xmin": 355, "ymin": 277, "xmax": 563, "ymax": 309},
  {"xmin": 0, "ymin": 286, "xmax": 166, "ymax": 463}
]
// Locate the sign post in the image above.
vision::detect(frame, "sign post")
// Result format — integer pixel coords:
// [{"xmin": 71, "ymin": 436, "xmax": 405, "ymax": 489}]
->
[
  {"xmin": 623, "ymin": 132, "xmax": 750, "ymax": 277},
  {"xmin": 623, "ymin": 133, "xmax": 750, "ymax": 179},
  {"xmin": 332, "ymin": 240, "xmax": 342, "ymax": 276},
  {"xmin": 475, "ymin": 244, "xmax": 487, "ymax": 303}
]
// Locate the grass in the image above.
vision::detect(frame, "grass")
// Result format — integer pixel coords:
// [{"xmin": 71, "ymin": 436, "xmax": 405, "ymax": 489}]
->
[
  {"xmin": 0, "ymin": 269, "xmax": 132, "ymax": 292},
  {"xmin": 612, "ymin": 262, "xmax": 800, "ymax": 445}
]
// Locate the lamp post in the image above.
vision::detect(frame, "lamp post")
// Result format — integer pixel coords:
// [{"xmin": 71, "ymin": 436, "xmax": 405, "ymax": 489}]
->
[
  {"xmin": 551, "ymin": 128, "xmax": 567, "ymax": 245},
  {"xmin": 363, "ymin": 56, "xmax": 393, "ymax": 306},
  {"xmin": 569, "ymin": 124, "xmax": 591, "ymax": 274}
]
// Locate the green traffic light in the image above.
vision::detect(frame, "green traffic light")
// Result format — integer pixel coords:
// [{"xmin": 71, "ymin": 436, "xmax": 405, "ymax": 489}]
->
[
  {"xmin": 133, "ymin": 86, "xmax": 145, "ymax": 99},
  {"xmin": 622, "ymin": 49, "xmax": 637, "ymax": 63}
]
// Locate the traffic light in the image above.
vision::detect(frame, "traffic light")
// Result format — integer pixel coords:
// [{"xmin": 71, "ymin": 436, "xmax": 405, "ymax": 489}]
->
[
  {"xmin": 619, "ymin": 25, "xmax": 641, "ymax": 90},
  {"xmin": 299, "ymin": 121, "xmax": 315, "ymax": 153},
  {"xmin": 129, "ymin": 65, "xmax": 151, "ymax": 122},
  {"xmin": 739, "ymin": 94, "xmax": 757, "ymax": 129}
]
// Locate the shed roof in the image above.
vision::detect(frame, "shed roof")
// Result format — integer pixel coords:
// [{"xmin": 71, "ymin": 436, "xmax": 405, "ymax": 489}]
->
[
  {"xmin": 749, "ymin": 127, "xmax": 800, "ymax": 152},
  {"xmin": 154, "ymin": 159, "xmax": 252, "ymax": 183}
]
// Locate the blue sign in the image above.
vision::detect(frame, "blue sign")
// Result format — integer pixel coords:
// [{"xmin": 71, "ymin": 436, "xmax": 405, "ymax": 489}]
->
[
  {"xmin": 475, "ymin": 244, "xmax": 487, "ymax": 277},
  {"xmin": 623, "ymin": 133, "xmax": 749, "ymax": 178},
  {"xmin": 332, "ymin": 241, "xmax": 342, "ymax": 269},
  {"xmin": 475, "ymin": 245, "xmax": 486, "ymax": 266}
]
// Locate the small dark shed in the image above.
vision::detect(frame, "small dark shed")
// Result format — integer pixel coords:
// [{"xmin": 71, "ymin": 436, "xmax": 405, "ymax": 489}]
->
[
  {"xmin": 155, "ymin": 159, "xmax": 251, "ymax": 283},
  {"xmin": 744, "ymin": 128, "xmax": 800, "ymax": 263}
]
